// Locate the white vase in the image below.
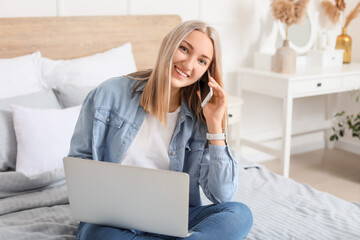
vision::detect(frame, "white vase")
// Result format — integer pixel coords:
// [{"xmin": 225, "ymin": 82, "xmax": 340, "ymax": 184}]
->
[{"xmin": 271, "ymin": 40, "xmax": 297, "ymax": 74}]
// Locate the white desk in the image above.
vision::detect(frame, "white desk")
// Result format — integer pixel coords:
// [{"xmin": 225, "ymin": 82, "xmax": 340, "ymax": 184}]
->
[{"xmin": 239, "ymin": 63, "xmax": 360, "ymax": 178}]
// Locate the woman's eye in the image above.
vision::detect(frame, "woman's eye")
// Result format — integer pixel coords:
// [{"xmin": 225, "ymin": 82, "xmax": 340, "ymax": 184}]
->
[
  {"xmin": 199, "ymin": 59, "xmax": 207, "ymax": 65},
  {"xmin": 180, "ymin": 46, "xmax": 188, "ymax": 52}
]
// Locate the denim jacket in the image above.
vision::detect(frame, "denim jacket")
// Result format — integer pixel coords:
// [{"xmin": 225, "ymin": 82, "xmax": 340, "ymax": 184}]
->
[{"xmin": 68, "ymin": 76, "xmax": 238, "ymax": 207}]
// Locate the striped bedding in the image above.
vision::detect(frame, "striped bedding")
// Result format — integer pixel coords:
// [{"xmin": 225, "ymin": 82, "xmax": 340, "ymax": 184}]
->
[
  {"xmin": 232, "ymin": 161, "xmax": 360, "ymax": 239},
  {"xmin": 1, "ymin": 159, "xmax": 359, "ymax": 239}
]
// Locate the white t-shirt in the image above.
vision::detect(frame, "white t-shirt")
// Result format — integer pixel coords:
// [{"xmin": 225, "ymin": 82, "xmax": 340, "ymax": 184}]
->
[{"xmin": 121, "ymin": 107, "xmax": 180, "ymax": 170}]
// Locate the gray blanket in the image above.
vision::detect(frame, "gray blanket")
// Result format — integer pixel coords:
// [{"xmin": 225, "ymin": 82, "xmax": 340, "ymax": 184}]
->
[
  {"xmin": 1, "ymin": 160, "xmax": 360, "ymax": 240},
  {"xmin": 0, "ymin": 170, "xmax": 78, "ymax": 240}
]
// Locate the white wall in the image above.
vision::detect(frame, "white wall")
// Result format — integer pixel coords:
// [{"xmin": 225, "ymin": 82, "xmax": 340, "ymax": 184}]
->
[
  {"xmin": 0, "ymin": 0, "xmax": 269, "ymax": 78},
  {"xmin": 1, "ymin": 0, "xmax": 359, "ymax": 159},
  {"xmin": 0, "ymin": 0, "xmax": 58, "ymax": 16}
]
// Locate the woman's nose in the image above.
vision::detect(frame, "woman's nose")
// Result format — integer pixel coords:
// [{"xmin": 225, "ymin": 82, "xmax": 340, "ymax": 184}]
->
[{"xmin": 183, "ymin": 57, "xmax": 195, "ymax": 71}]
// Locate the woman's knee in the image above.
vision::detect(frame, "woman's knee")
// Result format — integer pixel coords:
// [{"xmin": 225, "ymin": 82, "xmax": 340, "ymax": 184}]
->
[
  {"xmin": 77, "ymin": 222, "xmax": 129, "ymax": 240},
  {"xmin": 77, "ymin": 223, "xmax": 106, "ymax": 240},
  {"xmin": 223, "ymin": 202, "xmax": 253, "ymax": 231}
]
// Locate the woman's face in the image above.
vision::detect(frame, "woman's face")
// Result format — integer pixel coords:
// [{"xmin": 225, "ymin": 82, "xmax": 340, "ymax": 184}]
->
[{"xmin": 171, "ymin": 30, "xmax": 214, "ymax": 91}]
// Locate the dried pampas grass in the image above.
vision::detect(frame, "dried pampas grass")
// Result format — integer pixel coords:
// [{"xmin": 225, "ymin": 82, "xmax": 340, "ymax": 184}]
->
[
  {"xmin": 335, "ymin": 0, "xmax": 346, "ymax": 11},
  {"xmin": 321, "ymin": 0, "xmax": 342, "ymax": 24},
  {"xmin": 344, "ymin": 2, "xmax": 360, "ymax": 28},
  {"xmin": 271, "ymin": 0, "xmax": 310, "ymax": 26},
  {"xmin": 271, "ymin": 0, "xmax": 296, "ymax": 25},
  {"xmin": 294, "ymin": 0, "xmax": 310, "ymax": 21}
]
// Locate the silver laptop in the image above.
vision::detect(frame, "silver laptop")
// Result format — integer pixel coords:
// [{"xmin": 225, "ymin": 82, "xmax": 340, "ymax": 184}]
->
[{"xmin": 63, "ymin": 157, "xmax": 192, "ymax": 238}]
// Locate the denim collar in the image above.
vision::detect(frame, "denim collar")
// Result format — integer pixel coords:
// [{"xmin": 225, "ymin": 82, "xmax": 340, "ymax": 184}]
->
[
  {"xmin": 134, "ymin": 80, "xmax": 195, "ymax": 121},
  {"xmin": 180, "ymin": 99, "xmax": 195, "ymax": 121}
]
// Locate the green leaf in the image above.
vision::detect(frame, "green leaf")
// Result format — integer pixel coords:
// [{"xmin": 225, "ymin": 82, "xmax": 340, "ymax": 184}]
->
[
  {"xmin": 335, "ymin": 111, "xmax": 345, "ymax": 117},
  {"xmin": 339, "ymin": 130, "xmax": 344, "ymax": 137}
]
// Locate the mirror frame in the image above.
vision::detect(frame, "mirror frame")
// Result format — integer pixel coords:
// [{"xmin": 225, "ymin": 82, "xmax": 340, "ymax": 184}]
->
[{"xmin": 277, "ymin": 11, "xmax": 317, "ymax": 55}]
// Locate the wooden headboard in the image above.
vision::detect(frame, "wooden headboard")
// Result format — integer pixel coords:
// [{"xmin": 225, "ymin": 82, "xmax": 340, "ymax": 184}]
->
[{"xmin": 0, "ymin": 15, "xmax": 182, "ymax": 70}]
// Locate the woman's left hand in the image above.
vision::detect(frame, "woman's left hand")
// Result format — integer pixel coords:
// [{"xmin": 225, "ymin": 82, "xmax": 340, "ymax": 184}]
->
[{"xmin": 201, "ymin": 75, "xmax": 227, "ymax": 134}]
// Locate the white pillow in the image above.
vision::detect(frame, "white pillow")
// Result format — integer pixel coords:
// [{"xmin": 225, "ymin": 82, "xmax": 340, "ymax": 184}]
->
[
  {"xmin": 12, "ymin": 105, "xmax": 81, "ymax": 177},
  {"xmin": 0, "ymin": 52, "xmax": 44, "ymax": 99},
  {"xmin": 41, "ymin": 42, "xmax": 137, "ymax": 88}
]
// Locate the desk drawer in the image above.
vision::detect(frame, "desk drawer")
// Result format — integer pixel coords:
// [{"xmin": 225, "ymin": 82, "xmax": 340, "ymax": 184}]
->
[
  {"xmin": 343, "ymin": 75, "xmax": 360, "ymax": 90},
  {"xmin": 290, "ymin": 77, "xmax": 342, "ymax": 95}
]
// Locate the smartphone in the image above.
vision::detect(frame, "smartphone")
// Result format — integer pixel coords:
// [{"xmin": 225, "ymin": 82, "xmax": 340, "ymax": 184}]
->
[{"xmin": 198, "ymin": 70, "xmax": 213, "ymax": 108}]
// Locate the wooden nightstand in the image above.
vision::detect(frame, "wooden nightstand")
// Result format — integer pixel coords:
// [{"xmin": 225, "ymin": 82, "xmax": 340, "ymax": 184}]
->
[{"xmin": 227, "ymin": 95, "xmax": 243, "ymax": 152}]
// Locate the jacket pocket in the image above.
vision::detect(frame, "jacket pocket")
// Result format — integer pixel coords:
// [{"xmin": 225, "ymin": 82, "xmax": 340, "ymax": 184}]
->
[
  {"xmin": 93, "ymin": 108, "xmax": 125, "ymax": 161},
  {"xmin": 94, "ymin": 108, "xmax": 124, "ymax": 128}
]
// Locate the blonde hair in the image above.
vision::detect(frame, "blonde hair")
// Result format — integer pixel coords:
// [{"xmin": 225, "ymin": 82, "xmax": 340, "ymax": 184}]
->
[{"xmin": 129, "ymin": 20, "xmax": 226, "ymax": 129}]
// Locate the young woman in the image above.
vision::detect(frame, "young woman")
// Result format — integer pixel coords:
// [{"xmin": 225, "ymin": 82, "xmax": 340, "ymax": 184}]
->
[{"xmin": 69, "ymin": 20, "xmax": 253, "ymax": 240}]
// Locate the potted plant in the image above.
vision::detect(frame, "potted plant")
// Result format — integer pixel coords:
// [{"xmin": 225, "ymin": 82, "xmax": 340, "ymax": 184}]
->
[{"xmin": 330, "ymin": 90, "xmax": 360, "ymax": 141}]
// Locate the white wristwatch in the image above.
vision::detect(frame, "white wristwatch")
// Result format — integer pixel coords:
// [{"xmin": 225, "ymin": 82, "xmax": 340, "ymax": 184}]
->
[{"xmin": 206, "ymin": 132, "xmax": 226, "ymax": 141}]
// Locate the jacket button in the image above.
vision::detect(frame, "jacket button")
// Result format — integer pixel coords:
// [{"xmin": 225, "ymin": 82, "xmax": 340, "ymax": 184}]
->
[
  {"xmin": 106, "ymin": 117, "xmax": 110, "ymax": 122},
  {"xmin": 172, "ymin": 152, "xmax": 176, "ymax": 156}
]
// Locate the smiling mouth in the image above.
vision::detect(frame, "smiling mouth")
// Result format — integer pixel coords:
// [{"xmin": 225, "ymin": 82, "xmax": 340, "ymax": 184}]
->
[{"xmin": 174, "ymin": 66, "xmax": 189, "ymax": 78}]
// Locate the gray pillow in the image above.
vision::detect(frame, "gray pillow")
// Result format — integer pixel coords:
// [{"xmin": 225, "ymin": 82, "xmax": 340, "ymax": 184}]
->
[
  {"xmin": 0, "ymin": 91, "xmax": 61, "ymax": 171},
  {"xmin": 53, "ymin": 84, "xmax": 95, "ymax": 108}
]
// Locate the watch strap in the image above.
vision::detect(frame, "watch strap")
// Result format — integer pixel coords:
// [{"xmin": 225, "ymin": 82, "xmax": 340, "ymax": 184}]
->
[{"xmin": 206, "ymin": 132, "xmax": 226, "ymax": 141}]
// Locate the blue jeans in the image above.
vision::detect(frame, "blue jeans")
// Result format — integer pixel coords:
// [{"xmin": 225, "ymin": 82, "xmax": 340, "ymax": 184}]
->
[{"xmin": 76, "ymin": 202, "xmax": 253, "ymax": 240}]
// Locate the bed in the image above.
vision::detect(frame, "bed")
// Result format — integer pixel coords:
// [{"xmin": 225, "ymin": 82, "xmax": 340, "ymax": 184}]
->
[{"xmin": 0, "ymin": 15, "xmax": 359, "ymax": 240}]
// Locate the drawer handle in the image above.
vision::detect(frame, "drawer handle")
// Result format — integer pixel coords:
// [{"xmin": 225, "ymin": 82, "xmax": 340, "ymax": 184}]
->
[
  {"xmin": 317, "ymin": 83, "xmax": 322, "ymax": 87},
  {"xmin": 228, "ymin": 114, "xmax": 233, "ymax": 117}
]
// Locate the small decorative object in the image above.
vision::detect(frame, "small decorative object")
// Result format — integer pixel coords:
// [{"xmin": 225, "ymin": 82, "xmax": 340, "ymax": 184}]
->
[
  {"xmin": 270, "ymin": 0, "xmax": 310, "ymax": 74},
  {"xmin": 335, "ymin": 2, "xmax": 360, "ymax": 63},
  {"xmin": 307, "ymin": 49, "xmax": 344, "ymax": 66}
]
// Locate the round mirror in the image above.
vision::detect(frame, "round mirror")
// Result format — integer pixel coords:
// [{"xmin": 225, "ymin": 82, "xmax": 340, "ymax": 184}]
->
[{"xmin": 277, "ymin": 12, "xmax": 316, "ymax": 55}]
